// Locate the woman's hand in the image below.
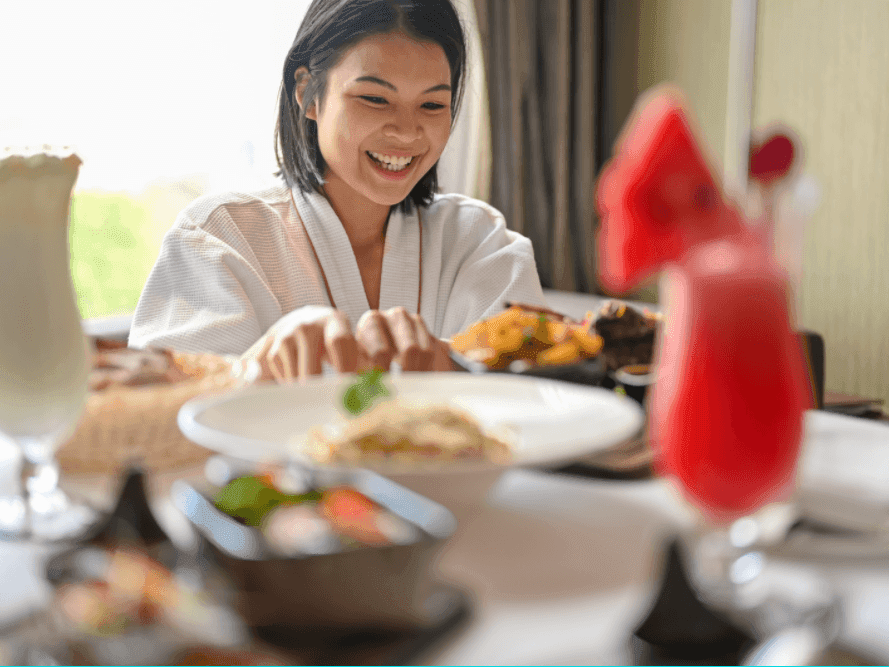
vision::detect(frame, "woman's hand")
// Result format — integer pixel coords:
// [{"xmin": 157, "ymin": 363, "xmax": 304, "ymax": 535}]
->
[{"xmin": 236, "ymin": 306, "xmax": 452, "ymax": 383}]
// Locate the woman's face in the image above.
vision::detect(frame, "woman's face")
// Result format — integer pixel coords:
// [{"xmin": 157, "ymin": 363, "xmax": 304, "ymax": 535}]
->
[{"xmin": 302, "ymin": 32, "xmax": 453, "ymax": 209}]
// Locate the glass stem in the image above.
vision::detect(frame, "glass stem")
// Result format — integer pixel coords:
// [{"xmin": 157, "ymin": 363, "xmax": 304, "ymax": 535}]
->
[
  {"xmin": 18, "ymin": 435, "xmax": 66, "ymax": 521},
  {"xmin": 690, "ymin": 518, "xmax": 770, "ymax": 623}
]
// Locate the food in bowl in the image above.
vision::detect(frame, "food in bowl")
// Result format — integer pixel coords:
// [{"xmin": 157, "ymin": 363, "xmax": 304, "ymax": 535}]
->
[
  {"xmin": 44, "ymin": 469, "xmax": 251, "ymax": 665},
  {"xmin": 53, "ymin": 547, "xmax": 190, "ymax": 637},
  {"xmin": 47, "ymin": 540, "xmax": 249, "ymax": 665},
  {"xmin": 307, "ymin": 399, "xmax": 513, "ymax": 466},
  {"xmin": 173, "ymin": 468, "xmax": 457, "ymax": 630},
  {"xmin": 450, "ymin": 304, "xmax": 604, "ymax": 370},
  {"xmin": 212, "ymin": 472, "xmax": 419, "ymax": 554}
]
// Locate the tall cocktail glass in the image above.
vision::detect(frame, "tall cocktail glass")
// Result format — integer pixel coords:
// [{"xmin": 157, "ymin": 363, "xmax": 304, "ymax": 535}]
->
[
  {"xmin": 0, "ymin": 148, "xmax": 95, "ymax": 541},
  {"xmin": 596, "ymin": 88, "xmax": 834, "ymax": 642}
]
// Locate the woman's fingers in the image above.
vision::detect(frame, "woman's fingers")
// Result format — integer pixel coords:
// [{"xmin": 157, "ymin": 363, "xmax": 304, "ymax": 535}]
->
[
  {"xmin": 250, "ymin": 306, "xmax": 446, "ymax": 382},
  {"xmin": 411, "ymin": 314, "xmax": 432, "ymax": 347},
  {"xmin": 357, "ymin": 308, "xmax": 440, "ymax": 371},
  {"xmin": 295, "ymin": 321, "xmax": 325, "ymax": 380},
  {"xmin": 398, "ymin": 312, "xmax": 454, "ymax": 371},
  {"xmin": 431, "ymin": 336, "xmax": 457, "ymax": 371},
  {"xmin": 243, "ymin": 306, "xmax": 334, "ymax": 383},
  {"xmin": 267, "ymin": 331, "xmax": 301, "ymax": 382},
  {"xmin": 260, "ymin": 309, "xmax": 359, "ymax": 381},
  {"xmin": 249, "ymin": 335, "xmax": 277, "ymax": 382},
  {"xmin": 387, "ymin": 309, "xmax": 434, "ymax": 371},
  {"xmin": 265, "ymin": 321, "xmax": 324, "ymax": 382},
  {"xmin": 356, "ymin": 310, "xmax": 397, "ymax": 371},
  {"xmin": 324, "ymin": 311, "xmax": 359, "ymax": 373},
  {"xmin": 385, "ymin": 308, "xmax": 423, "ymax": 371}
]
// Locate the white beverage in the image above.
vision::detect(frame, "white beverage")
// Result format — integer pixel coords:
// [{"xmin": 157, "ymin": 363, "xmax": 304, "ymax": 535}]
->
[{"xmin": 0, "ymin": 149, "xmax": 88, "ymax": 442}]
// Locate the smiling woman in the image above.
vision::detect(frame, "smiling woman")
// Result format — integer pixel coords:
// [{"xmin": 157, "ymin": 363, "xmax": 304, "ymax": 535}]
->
[
  {"xmin": 128, "ymin": 0, "xmax": 547, "ymax": 382},
  {"xmin": 294, "ymin": 32, "xmax": 455, "ymax": 231}
]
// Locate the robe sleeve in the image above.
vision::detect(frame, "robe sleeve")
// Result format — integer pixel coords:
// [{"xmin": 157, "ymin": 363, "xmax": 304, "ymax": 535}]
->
[
  {"xmin": 128, "ymin": 208, "xmax": 283, "ymax": 356},
  {"xmin": 438, "ymin": 208, "xmax": 547, "ymax": 339}
]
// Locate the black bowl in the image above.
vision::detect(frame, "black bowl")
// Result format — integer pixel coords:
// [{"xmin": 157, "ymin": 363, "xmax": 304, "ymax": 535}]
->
[
  {"xmin": 613, "ymin": 364, "xmax": 656, "ymax": 407},
  {"xmin": 171, "ymin": 467, "xmax": 457, "ymax": 632},
  {"xmin": 449, "ymin": 349, "xmax": 607, "ymax": 387}
]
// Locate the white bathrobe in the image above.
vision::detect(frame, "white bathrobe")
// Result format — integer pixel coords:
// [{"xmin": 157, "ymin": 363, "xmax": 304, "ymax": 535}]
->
[{"xmin": 129, "ymin": 185, "xmax": 546, "ymax": 356}]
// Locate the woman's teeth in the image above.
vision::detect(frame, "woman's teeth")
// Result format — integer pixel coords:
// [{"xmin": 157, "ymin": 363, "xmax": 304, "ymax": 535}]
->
[{"xmin": 368, "ymin": 151, "xmax": 414, "ymax": 172}]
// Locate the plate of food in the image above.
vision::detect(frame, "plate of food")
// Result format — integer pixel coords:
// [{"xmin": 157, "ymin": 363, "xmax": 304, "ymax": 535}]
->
[
  {"xmin": 448, "ymin": 301, "xmax": 661, "ymax": 385},
  {"xmin": 177, "ymin": 371, "xmax": 644, "ymax": 510},
  {"xmin": 448, "ymin": 303, "xmax": 607, "ymax": 385}
]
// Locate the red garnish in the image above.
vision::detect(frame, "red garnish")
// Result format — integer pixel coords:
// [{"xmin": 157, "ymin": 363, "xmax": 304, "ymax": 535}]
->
[
  {"xmin": 749, "ymin": 134, "xmax": 795, "ymax": 185},
  {"xmin": 322, "ymin": 488, "xmax": 375, "ymax": 518},
  {"xmin": 595, "ymin": 89, "xmax": 744, "ymax": 293},
  {"xmin": 321, "ymin": 488, "xmax": 388, "ymax": 545}
]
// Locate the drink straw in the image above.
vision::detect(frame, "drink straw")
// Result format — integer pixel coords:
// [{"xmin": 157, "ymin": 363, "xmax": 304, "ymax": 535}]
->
[{"xmin": 723, "ymin": 0, "xmax": 759, "ymax": 206}]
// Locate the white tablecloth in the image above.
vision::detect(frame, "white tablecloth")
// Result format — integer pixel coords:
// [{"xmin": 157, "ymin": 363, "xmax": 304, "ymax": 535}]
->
[
  {"xmin": 0, "ymin": 446, "xmax": 695, "ymax": 665},
  {"xmin": 4, "ymin": 458, "xmax": 889, "ymax": 665},
  {"xmin": 2, "ymin": 290, "xmax": 888, "ymax": 664}
]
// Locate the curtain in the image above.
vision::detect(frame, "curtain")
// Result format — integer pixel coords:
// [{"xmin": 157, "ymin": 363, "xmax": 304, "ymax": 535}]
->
[
  {"xmin": 474, "ymin": 0, "xmax": 605, "ymax": 293},
  {"xmin": 437, "ymin": 0, "xmax": 492, "ymax": 201}
]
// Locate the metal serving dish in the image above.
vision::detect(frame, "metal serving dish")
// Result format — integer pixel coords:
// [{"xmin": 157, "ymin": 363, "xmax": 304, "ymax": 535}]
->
[{"xmin": 171, "ymin": 466, "xmax": 458, "ymax": 632}]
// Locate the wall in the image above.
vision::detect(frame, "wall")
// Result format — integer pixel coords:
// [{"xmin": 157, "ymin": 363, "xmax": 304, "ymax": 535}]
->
[
  {"xmin": 608, "ymin": 0, "xmax": 889, "ymax": 406},
  {"xmin": 604, "ymin": 0, "xmax": 733, "ymax": 302},
  {"xmin": 752, "ymin": 0, "xmax": 889, "ymax": 405}
]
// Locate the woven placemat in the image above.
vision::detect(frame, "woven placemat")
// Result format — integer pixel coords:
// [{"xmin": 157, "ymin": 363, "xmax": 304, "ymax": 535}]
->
[{"xmin": 56, "ymin": 352, "xmax": 238, "ymax": 476}]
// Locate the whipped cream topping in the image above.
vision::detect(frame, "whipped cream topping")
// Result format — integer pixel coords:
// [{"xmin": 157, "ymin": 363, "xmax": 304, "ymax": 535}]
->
[{"xmin": 0, "ymin": 146, "xmax": 82, "ymax": 179}]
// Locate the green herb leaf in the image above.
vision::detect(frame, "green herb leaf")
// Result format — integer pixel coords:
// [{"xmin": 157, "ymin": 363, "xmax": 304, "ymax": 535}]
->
[
  {"xmin": 342, "ymin": 369, "xmax": 391, "ymax": 415},
  {"xmin": 215, "ymin": 476, "xmax": 322, "ymax": 526},
  {"xmin": 343, "ymin": 385, "xmax": 366, "ymax": 415}
]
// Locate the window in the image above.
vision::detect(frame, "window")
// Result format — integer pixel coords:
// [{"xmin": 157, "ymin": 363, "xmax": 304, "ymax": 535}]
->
[{"xmin": 3, "ymin": 0, "xmax": 312, "ymax": 318}]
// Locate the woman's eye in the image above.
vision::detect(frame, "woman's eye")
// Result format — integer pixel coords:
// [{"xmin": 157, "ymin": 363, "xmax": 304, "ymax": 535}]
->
[
  {"xmin": 422, "ymin": 102, "xmax": 447, "ymax": 111},
  {"xmin": 360, "ymin": 96, "xmax": 387, "ymax": 105}
]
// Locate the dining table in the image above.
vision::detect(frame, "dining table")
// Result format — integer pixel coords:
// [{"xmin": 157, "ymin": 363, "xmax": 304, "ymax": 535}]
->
[{"xmin": 2, "ymin": 288, "xmax": 889, "ymax": 665}]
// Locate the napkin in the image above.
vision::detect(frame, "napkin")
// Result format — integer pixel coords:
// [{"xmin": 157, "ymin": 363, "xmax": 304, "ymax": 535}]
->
[{"xmin": 795, "ymin": 411, "xmax": 889, "ymax": 534}]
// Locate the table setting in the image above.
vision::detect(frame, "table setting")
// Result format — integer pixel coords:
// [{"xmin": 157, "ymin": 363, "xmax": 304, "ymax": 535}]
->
[{"xmin": 4, "ymin": 90, "xmax": 889, "ymax": 667}]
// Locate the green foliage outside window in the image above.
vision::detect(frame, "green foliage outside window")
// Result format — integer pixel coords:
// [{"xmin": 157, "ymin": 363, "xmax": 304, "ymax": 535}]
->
[
  {"xmin": 68, "ymin": 178, "xmax": 205, "ymax": 320},
  {"xmin": 68, "ymin": 193, "xmax": 160, "ymax": 319}
]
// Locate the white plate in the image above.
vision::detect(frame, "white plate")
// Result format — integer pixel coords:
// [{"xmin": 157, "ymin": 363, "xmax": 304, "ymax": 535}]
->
[{"xmin": 177, "ymin": 372, "xmax": 645, "ymax": 475}]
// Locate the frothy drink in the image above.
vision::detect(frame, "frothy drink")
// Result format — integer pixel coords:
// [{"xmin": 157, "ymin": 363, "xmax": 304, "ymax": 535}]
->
[{"xmin": 0, "ymin": 149, "xmax": 89, "ymax": 441}]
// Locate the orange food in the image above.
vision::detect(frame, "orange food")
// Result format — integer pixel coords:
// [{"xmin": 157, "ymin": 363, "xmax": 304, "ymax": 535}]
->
[
  {"xmin": 537, "ymin": 342, "xmax": 581, "ymax": 366},
  {"xmin": 571, "ymin": 328, "xmax": 604, "ymax": 356},
  {"xmin": 450, "ymin": 305, "xmax": 603, "ymax": 370}
]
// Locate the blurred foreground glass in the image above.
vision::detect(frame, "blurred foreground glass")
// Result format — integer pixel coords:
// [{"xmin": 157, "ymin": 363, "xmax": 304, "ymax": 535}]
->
[
  {"xmin": 596, "ymin": 86, "xmax": 835, "ymax": 643},
  {"xmin": 0, "ymin": 149, "xmax": 95, "ymax": 541}
]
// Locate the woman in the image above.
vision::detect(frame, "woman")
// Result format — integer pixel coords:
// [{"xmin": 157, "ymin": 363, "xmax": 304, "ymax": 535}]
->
[{"xmin": 129, "ymin": 0, "xmax": 545, "ymax": 381}]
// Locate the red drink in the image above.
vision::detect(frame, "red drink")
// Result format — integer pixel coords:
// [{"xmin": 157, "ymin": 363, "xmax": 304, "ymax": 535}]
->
[
  {"xmin": 650, "ymin": 232, "xmax": 811, "ymax": 520},
  {"xmin": 596, "ymin": 87, "xmax": 812, "ymax": 520}
]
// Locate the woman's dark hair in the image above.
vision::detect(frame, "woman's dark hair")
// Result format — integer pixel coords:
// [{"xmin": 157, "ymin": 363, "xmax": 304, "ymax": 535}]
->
[{"xmin": 275, "ymin": 0, "xmax": 467, "ymax": 213}]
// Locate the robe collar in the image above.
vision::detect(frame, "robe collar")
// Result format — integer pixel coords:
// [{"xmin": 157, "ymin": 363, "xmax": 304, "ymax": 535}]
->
[{"xmin": 290, "ymin": 187, "xmax": 422, "ymax": 328}]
